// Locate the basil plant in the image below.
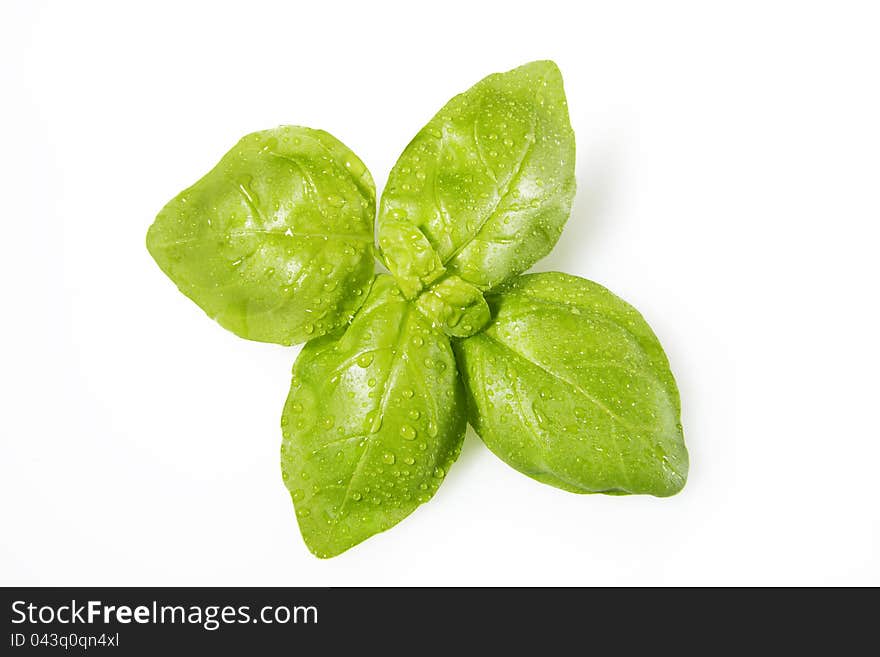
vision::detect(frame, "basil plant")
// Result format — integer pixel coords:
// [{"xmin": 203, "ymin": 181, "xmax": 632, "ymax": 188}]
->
[{"xmin": 147, "ymin": 61, "xmax": 688, "ymax": 558}]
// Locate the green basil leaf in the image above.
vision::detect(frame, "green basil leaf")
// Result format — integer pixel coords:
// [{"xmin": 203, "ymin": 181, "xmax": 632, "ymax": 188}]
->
[
  {"xmin": 455, "ymin": 272, "xmax": 688, "ymax": 497},
  {"xmin": 281, "ymin": 275, "xmax": 467, "ymax": 557},
  {"xmin": 378, "ymin": 60, "xmax": 576, "ymax": 295},
  {"xmin": 414, "ymin": 275, "xmax": 491, "ymax": 338},
  {"xmin": 376, "ymin": 219, "xmax": 446, "ymax": 298},
  {"xmin": 146, "ymin": 126, "xmax": 376, "ymax": 345}
]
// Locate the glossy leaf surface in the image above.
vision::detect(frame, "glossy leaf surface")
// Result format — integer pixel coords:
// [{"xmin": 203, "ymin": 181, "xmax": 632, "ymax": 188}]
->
[
  {"xmin": 456, "ymin": 272, "xmax": 688, "ymax": 496},
  {"xmin": 281, "ymin": 275, "xmax": 466, "ymax": 557},
  {"xmin": 378, "ymin": 60, "xmax": 576, "ymax": 295},
  {"xmin": 414, "ymin": 275, "xmax": 491, "ymax": 338},
  {"xmin": 147, "ymin": 126, "xmax": 376, "ymax": 345}
]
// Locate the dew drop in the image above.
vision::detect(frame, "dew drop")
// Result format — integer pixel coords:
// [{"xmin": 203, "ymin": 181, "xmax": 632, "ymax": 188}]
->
[{"xmin": 368, "ymin": 412, "xmax": 383, "ymax": 433}]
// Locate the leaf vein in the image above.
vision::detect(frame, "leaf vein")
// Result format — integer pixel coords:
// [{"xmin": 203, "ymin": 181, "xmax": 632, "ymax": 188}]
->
[
  {"xmin": 479, "ymin": 333, "xmax": 650, "ymax": 432},
  {"xmin": 338, "ymin": 304, "xmax": 412, "ymax": 514},
  {"xmin": 443, "ymin": 117, "xmax": 536, "ymax": 265}
]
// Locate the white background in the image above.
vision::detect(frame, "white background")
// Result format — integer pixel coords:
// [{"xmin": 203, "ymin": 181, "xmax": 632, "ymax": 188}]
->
[{"xmin": 2, "ymin": 0, "xmax": 878, "ymax": 586}]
